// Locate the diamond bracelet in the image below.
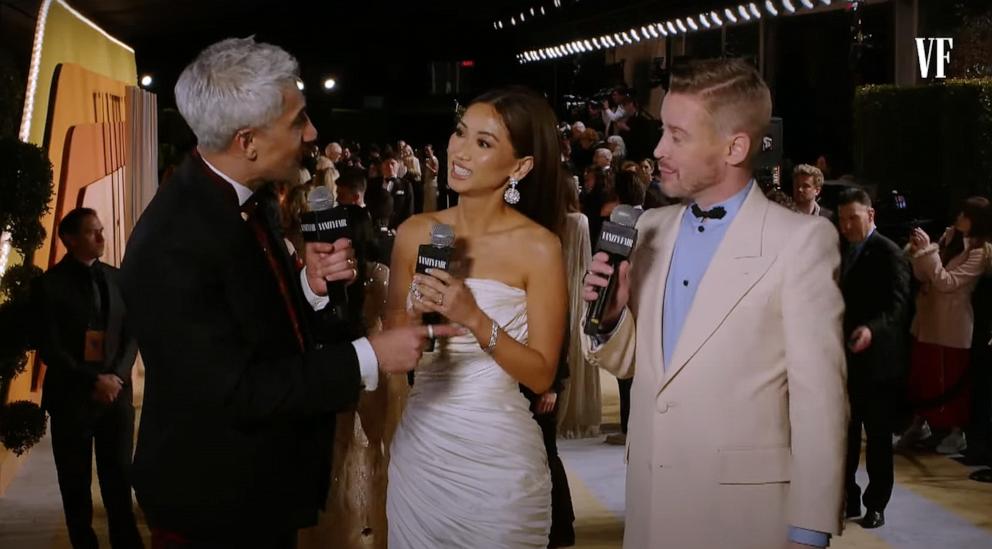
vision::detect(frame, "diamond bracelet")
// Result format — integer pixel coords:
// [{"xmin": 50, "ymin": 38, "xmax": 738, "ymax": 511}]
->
[{"xmin": 483, "ymin": 319, "xmax": 499, "ymax": 354}]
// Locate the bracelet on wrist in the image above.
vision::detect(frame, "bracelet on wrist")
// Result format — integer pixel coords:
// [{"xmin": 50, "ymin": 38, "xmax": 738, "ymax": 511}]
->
[{"xmin": 483, "ymin": 319, "xmax": 499, "ymax": 354}]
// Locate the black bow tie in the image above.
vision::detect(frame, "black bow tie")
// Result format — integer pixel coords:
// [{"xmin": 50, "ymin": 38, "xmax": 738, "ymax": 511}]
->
[{"xmin": 691, "ymin": 204, "xmax": 726, "ymax": 220}]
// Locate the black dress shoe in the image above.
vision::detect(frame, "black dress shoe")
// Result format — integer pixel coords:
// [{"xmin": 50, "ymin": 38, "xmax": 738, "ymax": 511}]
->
[{"xmin": 860, "ymin": 510, "xmax": 885, "ymax": 529}]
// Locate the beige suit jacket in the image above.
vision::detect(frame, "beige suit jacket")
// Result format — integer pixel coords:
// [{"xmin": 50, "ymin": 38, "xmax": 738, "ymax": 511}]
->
[{"xmin": 586, "ymin": 185, "xmax": 849, "ymax": 548}]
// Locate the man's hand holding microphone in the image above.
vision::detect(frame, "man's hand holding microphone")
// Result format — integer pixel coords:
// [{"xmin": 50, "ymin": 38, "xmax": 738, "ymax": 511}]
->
[
  {"xmin": 582, "ymin": 254, "xmax": 632, "ymax": 334},
  {"xmin": 302, "ymin": 189, "xmax": 463, "ymax": 375},
  {"xmin": 582, "ymin": 205, "xmax": 641, "ymax": 336}
]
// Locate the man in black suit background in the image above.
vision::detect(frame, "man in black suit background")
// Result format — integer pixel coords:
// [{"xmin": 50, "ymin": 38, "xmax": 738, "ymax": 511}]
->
[
  {"xmin": 33, "ymin": 208, "xmax": 143, "ymax": 549},
  {"xmin": 366, "ymin": 153, "xmax": 415, "ymax": 231},
  {"xmin": 837, "ymin": 188, "xmax": 912, "ymax": 529},
  {"xmin": 614, "ymin": 96, "xmax": 660, "ymax": 162},
  {"xmin": 119, "ymin": 37, "xmax": 458, "ymax": 548}
]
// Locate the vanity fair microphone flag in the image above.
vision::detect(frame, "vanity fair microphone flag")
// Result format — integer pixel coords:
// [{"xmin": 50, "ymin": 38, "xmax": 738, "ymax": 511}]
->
[
  {"xmin": 584, "ymin": 205, "xmax": 642, "ymax": 335},
  {"xmin": 301, "ymin": 186, "xmax": 353, "ymax": 321},
  {"xmin": 417, "ymin": 223, "xmax": 456, "ymax": 352}
]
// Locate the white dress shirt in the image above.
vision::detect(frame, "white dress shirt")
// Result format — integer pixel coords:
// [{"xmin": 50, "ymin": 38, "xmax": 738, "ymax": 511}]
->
[{"xmin": 200, "ymin": 154, "xmax": 380, "ymax": 390}]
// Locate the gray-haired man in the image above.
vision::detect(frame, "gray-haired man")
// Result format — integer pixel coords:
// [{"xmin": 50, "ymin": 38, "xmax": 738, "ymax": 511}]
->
[{"xmin": 120, "ymin": 37, "xmax": 460, "ymax": 548}]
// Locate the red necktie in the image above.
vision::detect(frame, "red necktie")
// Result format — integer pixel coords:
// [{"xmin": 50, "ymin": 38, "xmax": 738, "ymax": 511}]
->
[
  {"xmin": 194, "ymin": 152, "xmax": 306, "ymax": 352},
  {"xmin": 241, "ymin": 199, "xmax": 306, "ymax": 353}
]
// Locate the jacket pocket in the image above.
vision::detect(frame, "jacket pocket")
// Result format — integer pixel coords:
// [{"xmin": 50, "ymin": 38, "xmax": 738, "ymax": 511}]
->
[{"xmin": 717, "ymin": 446, "xmax": 791, "ymax": 485}]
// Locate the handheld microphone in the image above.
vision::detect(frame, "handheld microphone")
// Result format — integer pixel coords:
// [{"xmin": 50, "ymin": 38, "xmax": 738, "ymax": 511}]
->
[
  {"xmin": 301, "ymin": 186, "xmax": 352, "ymax": 321},
  {"xmin": 584, "ymin": 205, "xmax": 643, "ymax": 336},
  {"xmin": 416, "ymin": 224, "xmax": 456, "ymax": 352}
]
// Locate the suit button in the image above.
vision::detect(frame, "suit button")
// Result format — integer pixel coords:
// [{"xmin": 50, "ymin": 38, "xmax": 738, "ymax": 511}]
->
[{"xmin": 656, "ymin": 400, "xmax": 669, "ymax": 414}]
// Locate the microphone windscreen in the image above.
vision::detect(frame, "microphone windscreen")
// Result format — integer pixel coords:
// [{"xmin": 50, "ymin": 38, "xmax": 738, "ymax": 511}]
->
[
  {"xmin": 610, "ymin": 204, "xmax": 643, "ymax": 228},
  {"xmin": 430, "ymin": 223, "xmax": 456, "ymax": 248},
  {"xmin": 307, "ymin": 186, "xmax": 334, "ymax": 212}
]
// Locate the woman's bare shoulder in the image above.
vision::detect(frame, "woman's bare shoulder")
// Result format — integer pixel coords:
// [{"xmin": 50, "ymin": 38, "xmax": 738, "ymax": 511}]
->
[
  {"xmin": 508, "ymin": 216, "xmax": 562, "ymax": 262},
  {"xmin": 396, "ymin": 211, "xmax": 450, "ymax": 242}
]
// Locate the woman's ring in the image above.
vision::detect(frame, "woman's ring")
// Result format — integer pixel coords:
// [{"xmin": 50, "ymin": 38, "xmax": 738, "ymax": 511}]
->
[{"xmin": 427, "ymin": 325, "xmax": 435, "ymax": 339}]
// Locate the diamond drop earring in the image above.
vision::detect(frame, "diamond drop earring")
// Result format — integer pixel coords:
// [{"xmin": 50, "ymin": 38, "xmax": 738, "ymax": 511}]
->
[{"xmin": 504, "ymin": 177, "xmax": 520, "ymax": 205}]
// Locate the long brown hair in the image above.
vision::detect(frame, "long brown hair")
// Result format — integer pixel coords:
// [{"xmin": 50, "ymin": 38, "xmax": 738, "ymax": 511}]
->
[
  {"xmin": 941, "ymin": 196, "xmax": 992, "ymax": 266},
  {"xmin": 469, "ymin": 86, "xmax": 568, "ymax": 238}
]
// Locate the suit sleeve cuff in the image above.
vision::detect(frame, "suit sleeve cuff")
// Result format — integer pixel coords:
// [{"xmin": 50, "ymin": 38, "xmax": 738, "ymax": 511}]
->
[
  {"xmin": 351, "ymin": 337, "xmax": 379, "ymax": 392},
  {"xmin": 589, "ymin": 310, "xmax": 626, "ymax": 349},
  {"xmin": 300, "ymin": 268, "xmax": 330, "ymax": 311},
  {"xmin": 789, "ymin": 526, "xmax": 830, "ymax": 547}
]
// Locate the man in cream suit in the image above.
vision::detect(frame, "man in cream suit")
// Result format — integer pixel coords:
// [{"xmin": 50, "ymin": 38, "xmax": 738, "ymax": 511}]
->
[{"xmin": 583, "ymin": 59, "xmax": 848, "ymax": 548}]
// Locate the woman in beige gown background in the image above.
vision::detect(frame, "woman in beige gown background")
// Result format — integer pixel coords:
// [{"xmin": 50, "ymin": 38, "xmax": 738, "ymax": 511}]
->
[
  {"xmin": 298, "ymin": 261, "xmax": 409, "ymax": 549},
  {"xmin": 556, "ymin": 183, "xmax": 601, "ymax": 439}
]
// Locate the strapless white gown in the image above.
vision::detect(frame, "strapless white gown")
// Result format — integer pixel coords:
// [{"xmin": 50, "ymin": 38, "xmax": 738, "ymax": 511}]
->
[{"xmin": 387, "ymin": 279, "xmax": 552, "ymax": 548}]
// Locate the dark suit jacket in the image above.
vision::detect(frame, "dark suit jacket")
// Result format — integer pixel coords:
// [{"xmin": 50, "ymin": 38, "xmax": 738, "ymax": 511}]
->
[
  {"xmin": 818, "ymin": 205, "xmax": 835, "ymax": 223},
  {"xmin": 33, "ymin": 256, "xmax": 137, "ymax": 415},
  {"xmin": 643, "ymin": 180, "xmax": 677, "ymax": 210},
  {"xmin": 840, "ymin": 230, "xmax": 912, "ymax": 384},
  {"xmin": 119, "ymin": 154, "xmax": 362, "ymax": 537},
  {"xmin": 366, "ymin": 176, "xmax": 414, "ymax": 230},
  {"xmin": 619, "ymin": 113, "xmax": 661, "ymax": 162}
]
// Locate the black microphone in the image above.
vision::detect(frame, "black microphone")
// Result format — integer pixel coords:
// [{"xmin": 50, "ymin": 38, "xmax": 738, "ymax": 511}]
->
[
  {"xmin": 584, "ymin": 205, "xmax": 643, "ymax": 336},
  {"xmin": 416, "ymin": 223, "xmax": 456, "ymax": 352},
  {"xmin": 300, "ymin": 186, "xmax": 352, "ymax": 321}
]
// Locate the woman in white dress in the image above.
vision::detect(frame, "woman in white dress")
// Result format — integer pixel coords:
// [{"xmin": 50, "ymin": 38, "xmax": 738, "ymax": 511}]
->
[{"xmin": 384, "ymin": 86, "xmax": 570, "ymax": 548}]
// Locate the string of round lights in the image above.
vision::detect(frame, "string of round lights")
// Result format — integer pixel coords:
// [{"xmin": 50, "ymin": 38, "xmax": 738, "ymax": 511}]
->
[{"xmin": 516, "ymin": 0, "xmax": 834, "ymax": 64}]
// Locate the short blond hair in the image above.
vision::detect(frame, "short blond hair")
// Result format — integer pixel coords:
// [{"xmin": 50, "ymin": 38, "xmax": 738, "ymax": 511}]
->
[
  {"xmin": 668, "ymin": 58, "xmax": 772, "ymax": 157},
  {"xmin": 793, "ymin": 164, "xmax": 825, "ymax": 189}
]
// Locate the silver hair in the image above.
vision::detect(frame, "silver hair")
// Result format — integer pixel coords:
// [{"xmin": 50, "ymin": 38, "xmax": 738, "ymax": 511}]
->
[
  {"xmin": 607, "ymin": 135, "xmax": 626, "ymax": 158},
  {"xmin": 175, "ymin": 37, "xmax": 300, "ymax": 151}
]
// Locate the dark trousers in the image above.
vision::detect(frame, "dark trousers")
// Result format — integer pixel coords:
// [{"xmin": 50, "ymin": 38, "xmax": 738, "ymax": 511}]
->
[
  {"xmin": 150, "ymin": 529, "xmax": 296, "ymax": 549},
  {"xmin": 532, "ymin": 403, "xmax": 576, "ymax": 547},
  {"xmin": 412, "ymin": 180, "xmax": 424, "ymax": 214},
  {"xmin": 845, "ymin": 380, "xmax": 899, "ymax": 512},
  {"xmin": 618, "ymin": 378, "xmax": 633, "ymax": 434},
  {"xmin": 50, "ymin": 388, "xmax": 143, "ymax": 549}
]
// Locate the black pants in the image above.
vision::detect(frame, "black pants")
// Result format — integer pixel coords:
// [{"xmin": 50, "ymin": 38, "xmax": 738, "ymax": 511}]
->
[
  {"xmin": 845, "ymin": 380, "xmax": 899, "ymax": 513},
  {"xmin": 618, "ymin": 378, "xmax": 633, "ymax": 434},
  {"xmin": 50, "ymin": 388, "xmax": 143, "ymax": 549},
  {"xmin": 530, "ymin": 400, "xmax": 576, "ymax": 547}
]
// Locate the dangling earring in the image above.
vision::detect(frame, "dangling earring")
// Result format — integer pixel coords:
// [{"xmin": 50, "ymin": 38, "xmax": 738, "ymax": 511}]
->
[{"xmin": 504, "ymin": 177, "xmax": 521, "ymax": 205}]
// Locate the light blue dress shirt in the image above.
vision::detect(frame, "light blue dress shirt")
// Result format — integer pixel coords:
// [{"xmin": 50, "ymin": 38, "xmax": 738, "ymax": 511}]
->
[
  {"xmin": 661, "ymin": 181, "xmax": 830, "ymax": 548},
  {"xmin": 662, "ymin": 181, "xmax": 752, "ymax": 369}
]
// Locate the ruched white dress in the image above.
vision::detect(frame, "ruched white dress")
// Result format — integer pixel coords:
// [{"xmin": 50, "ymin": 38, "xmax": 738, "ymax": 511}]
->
[{"xmin": 387, "ymin": 278, "xmax": 551, "ymax": 548}]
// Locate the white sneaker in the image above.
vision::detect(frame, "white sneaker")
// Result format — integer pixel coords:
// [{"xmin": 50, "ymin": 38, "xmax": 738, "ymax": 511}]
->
[
  {"xmin": 895, "ymin": 420, "xmax": 932, "ymax": 449},
  {"xmin": 936, "ymin": 430, "xmax": 967, "ymax": 455}
]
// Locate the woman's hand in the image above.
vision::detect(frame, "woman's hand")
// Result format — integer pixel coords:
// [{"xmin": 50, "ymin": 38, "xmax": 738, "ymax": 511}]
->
[
  {"xmin": 909, "ymin": 227, "xmax": 931, "ymax": 252},
  {"xmin": 535, "ymin": 392, "xmax": 557, "ymax": 415},
  {"xmin": 411, "ymin": 269, "xmax": 487, "ymax": 331}
]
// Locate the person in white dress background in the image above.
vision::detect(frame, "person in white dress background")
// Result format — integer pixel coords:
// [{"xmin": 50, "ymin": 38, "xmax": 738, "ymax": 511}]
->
[{"xmin": 384, "ymin": 86, "xmax": 570, "ymax": 548}]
